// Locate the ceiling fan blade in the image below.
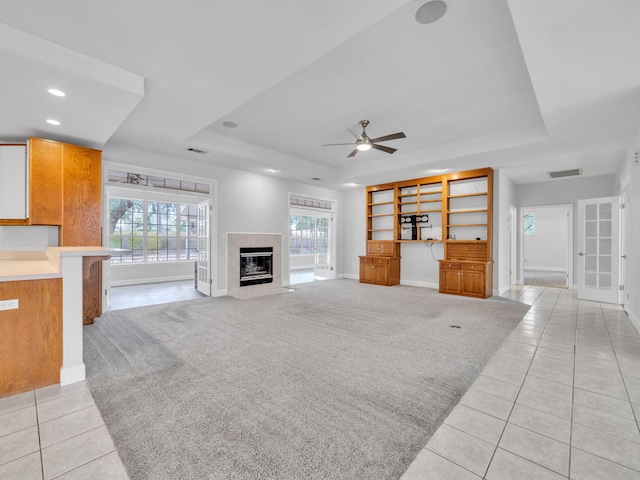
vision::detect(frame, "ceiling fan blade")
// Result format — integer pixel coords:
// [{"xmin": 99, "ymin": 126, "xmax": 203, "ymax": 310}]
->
[
  {"xmin": 347, "ymin": 149, "xmax": 359, "ymax": 158},
  {"xmin": 322, "ymin": 142, "xmax": 356, "ymax": 146},
  {"xmin": 370, "ymin": 132, "xmax": 406, "ymax": 143},
  {"xmin": 371, "ymin": 144, "xmax": 397, "ymax": 154}
]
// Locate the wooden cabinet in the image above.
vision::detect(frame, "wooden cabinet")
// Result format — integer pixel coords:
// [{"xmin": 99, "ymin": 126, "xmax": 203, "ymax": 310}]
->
[
  {"xmin": 59, "ymin": 143, "xmax": 102, "ymax": 246},
  {"xmin": 439, "ymin": 260, "xmax": 493, "ymax": 298},
  {"xmin": 0, "ymin": 278, "xmax": 62, "ymax": 398},
  {"xmin": 0, "ymin": 138, "xmax": 101, "ymax": 238},
  {"xmin": 359, "ymin": 256, "xmax": 400, "ymax": 286},
  {"xmin": 366, "ymin": 240, "xmax": 397, "ymax": 257}
]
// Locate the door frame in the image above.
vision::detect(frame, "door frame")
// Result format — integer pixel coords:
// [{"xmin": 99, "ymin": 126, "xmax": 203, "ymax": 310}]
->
[
  {"xmin": 509, "ymin": 204, "xmax": 517, "ymax": 286},
  {"xmin": 288, "ymin": 195, "xmax": 336, "ymax": 284},
  {"xmin": 519, "ymin": 204, "xmax": 573, "ymax": 288}
]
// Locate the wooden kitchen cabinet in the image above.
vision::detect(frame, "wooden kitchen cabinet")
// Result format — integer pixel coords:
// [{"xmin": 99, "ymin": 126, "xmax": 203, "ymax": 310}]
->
[
  {"xmin": 29, "ymin": 138, "xmax": 64, "ymax": 225},
  {"xmin": 359, "ymin": 256, "xmax": 400, "ymax": 286},
  {"xmin": 0, "ymin": 278, "xmax": 62, "ymax": 398}
]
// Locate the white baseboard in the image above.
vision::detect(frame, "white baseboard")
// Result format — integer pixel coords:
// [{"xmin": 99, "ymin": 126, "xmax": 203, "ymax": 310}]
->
[
  {"xmin": 60, "ymin": 364, "xmax": 85, "ymax": 386},
  {"xmin": 340, "ymin": 273, "xmax": 359, "ymax": 280},
  {"xmin": 524, "ymin": 267, "xmax": 567, "ymax": 273},
  {"xmin": 110, "ymin": 275, "xmax": 193, "ymax": 287},
  {"xmin": 214, "ymin": 288, "xmax": 228, "ymax": 297},
  {"xmin": 290, "ymin": 265, "xmax": 314, "ymax": 270},
  {"xmin": 400, "ymin": 279, "xmax": 439, "ymax": 290}
]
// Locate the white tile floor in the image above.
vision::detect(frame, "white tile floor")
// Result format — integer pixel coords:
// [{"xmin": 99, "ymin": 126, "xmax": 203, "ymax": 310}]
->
[
  {"xmin": 403, "ymin": 285, "xmax": 640, "ymax": 480},
  {"xmin": 2, "ymin": 284, "xmax": 639, "ymax": 479},
  {"xmin": 0, "ymin": 382, "xmax": 128, "ymax": 480}
]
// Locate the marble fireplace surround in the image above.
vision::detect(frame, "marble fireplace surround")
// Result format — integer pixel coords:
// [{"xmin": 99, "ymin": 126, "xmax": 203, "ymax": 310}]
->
[{"xmin": 227, "ymin": 233, "xmax": 283, "ymax": 298}]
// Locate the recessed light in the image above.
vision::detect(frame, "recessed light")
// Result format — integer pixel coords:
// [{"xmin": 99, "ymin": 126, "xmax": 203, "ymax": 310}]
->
[
  {"xmin": 265, "ymin": 168, "xmax": 278, "ymax": 173},
  {"xmin": 46, "ymin": 119, "xmax": 61, "ymax": 126},
  {"xmin": 222, "ymin": 121, "xmax": 238, "ymax": 128},
  {"xmin": 346, "ymin": 183, "xmax": 359, "ymax": 187},
  {"xmin": 47, "ymin": 88, "xmax": 66, "ymax": 97},
  {"xmin": 415, "ymin": 1, "xmax": 447, "ymax": 24}
]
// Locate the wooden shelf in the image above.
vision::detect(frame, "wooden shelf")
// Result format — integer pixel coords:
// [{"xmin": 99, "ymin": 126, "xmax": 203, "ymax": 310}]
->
[
  {"xmin": 420, "ymin": 209, "xmax": 443, "ymax": 213},
  {"xmin": 448, "ymin": 223, "xmax": 488, "ymax": 227},
  {"xmin": 421, "ymin": 199, "xmax": 443, "ymax": 203},
  {"xmin": 368, "ymin": 201, "xmax": 394, "ymax": 206},
  {"xmin": 368, "ymin": 228, "xmax": 394, "ymax": 232},
  {"xmin": 448, "ymin": 209, "xmax": 488, "ymax": 214},
  {"xmin": 448, "ymin": 192, "xmax": 488, "ymax": 199},
  {"xmin": 398, "ymin": 239, "xmax": 443, "ymax": 243},
  {"xmin": 419, "ymin": 189, "xmax": 443, "ymax": 194},
  {"xmin": 369, "ymin": 213, "xmax": 394, "ymax": 217}
]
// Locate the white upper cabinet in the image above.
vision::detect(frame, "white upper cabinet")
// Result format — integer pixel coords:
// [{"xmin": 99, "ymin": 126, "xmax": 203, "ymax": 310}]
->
[{"xmin": 0, "ymin": 144, "xmax": 28, "ymax": 219}]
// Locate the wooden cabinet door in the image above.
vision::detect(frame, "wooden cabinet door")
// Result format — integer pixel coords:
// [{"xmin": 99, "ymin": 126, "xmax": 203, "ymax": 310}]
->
[
  {"xmin": 440, "ymin": 269, "xmax": 461, "ymax": 294},
  {"xmin": 29, "ymin": 138, "xmax": 63, "ymax": 225},
  {"xmin": 359, "ymin": 258, "xmax": 373, "ymax": 283},
  {"xmin": 59, "ymin": 144, "xmax": 102, "ymax": 246},
  {"xmin": 461, "ymin": 270, "xmax": 485, "ymax": 297},
  {"xmin": 372, "ymin": 264, "xmax": 389, "ymax": 285}
]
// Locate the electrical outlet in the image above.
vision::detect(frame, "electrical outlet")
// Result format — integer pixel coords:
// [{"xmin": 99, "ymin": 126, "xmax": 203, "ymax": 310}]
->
[{"xmin": 0, "ymin": 299, "xmax": 19, "ymax": 311}]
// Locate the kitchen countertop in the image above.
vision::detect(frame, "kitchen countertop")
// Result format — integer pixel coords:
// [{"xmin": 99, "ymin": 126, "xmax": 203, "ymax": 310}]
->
[{"xmin": 0, "ymin": 247, "xmax": 125, "ymax": 282}]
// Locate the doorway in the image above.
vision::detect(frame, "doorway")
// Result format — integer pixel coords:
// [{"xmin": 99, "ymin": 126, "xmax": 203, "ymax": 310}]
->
[
  {"xmin": 288, "ymin": 199, "xmax": 335, "ymax": 285},
  {"xmin": 522, "ymin": 205, "xmax": 572, "ymax": 288}
]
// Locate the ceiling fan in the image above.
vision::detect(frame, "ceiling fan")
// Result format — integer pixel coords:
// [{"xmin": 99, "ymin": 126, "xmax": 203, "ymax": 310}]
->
[{"xmin": 323, "ymin": 120, "xmax": 406, "ymax": 158}]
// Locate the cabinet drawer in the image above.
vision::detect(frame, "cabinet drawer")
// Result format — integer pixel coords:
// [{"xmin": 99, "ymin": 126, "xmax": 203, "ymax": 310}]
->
[
  {"xmin": 360, "ymin": 257, "xmax": 372, "ymax": 264},
  {"xmin": 440, "ymin": 262, "xmax": 461, "ymax": 270},
  {"xmin": 374, "ymin": 257, "xmax": 389, "ymax": 265},
  {"xmin": 461, "ymin": 263, "xmax": 482, "ymax": 271}
]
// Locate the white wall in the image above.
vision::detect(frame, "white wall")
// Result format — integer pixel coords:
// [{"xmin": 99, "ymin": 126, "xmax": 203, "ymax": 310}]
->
[
  {"xmin": 517, "ymin": 174, "xmax": 615, "ymax": 283},
  {"xmin": 104, "ymin": 146, "xmax": 344, "ymax": 295},
  {"xmin": 615, "ymin": 135, "xmax": 640, "ymax": 331},
  {"xmin": 341, "ymin": 188, "xmax": 366, "ymax": 280},
  {"xmin": 110, "ymin": 262, "xmax": 195, "ymax": 286},
  {"xmin": 523, "ymin": 206, "xmax": 568, "ymax": 271},
  {"xmin": 0, "ymin": 226, "xmax": 58, "ymax": 250},
  {"xmin": 494, "ymin": 169, "xmax": 517, "ymax": 294}
]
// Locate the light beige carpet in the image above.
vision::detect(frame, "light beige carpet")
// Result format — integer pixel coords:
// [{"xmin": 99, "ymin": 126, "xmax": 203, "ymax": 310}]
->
[{"xmin": 84, "ymin": 279, "xmax": 529, "ymax": 480}]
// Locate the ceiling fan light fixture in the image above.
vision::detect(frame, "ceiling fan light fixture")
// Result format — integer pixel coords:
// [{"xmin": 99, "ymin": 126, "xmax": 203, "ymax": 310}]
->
[{"xmin": 356, "ymin": 143, "xmax": 372, "ymax": 151}]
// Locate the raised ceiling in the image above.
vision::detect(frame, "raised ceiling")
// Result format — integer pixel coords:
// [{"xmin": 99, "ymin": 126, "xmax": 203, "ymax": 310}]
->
[{"xmin": 1, "ymin": 0, "xmax": 639, "ymax": 189}]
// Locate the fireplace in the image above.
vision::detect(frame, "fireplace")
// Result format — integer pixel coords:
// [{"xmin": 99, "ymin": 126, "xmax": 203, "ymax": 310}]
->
[{"xmin": 240, "ymin": 247, "xmax": 273, "ymax": 287}]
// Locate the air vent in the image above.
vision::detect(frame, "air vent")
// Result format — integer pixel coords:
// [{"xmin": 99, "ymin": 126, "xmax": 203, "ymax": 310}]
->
[
  {"xmin": 311, "ymin": 177, "xmax": 321, "ymax": 181},
  {"xmin": 187, "ymin": 147, "xmax": 207, "ymax": 154},
  {"xmin": 548, "ymin": 168, "xmax": 582, "ymax": 179}
]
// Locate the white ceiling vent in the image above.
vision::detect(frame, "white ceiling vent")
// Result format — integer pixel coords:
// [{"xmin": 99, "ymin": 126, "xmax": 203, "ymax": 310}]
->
[{"xmin": 547, "ymin": 168, "xmax": 582, "ymax": 179}]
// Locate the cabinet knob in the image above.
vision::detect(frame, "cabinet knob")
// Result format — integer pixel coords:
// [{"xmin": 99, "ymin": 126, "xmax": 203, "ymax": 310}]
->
[{"xmin": 470, "ymin": 265, "xmax": 474, "ymax": 269}]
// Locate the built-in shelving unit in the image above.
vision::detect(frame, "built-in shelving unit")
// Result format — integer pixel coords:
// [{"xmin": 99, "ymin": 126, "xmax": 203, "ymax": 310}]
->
[{"xmin": 364, "ymin": 167, "xmax": 493, "ymax": 296}]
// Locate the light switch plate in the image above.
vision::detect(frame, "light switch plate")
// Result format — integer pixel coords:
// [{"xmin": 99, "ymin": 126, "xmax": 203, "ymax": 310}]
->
[{"xmin": 0, "ymin": 299, "xmax": 19, "ymax": 311}]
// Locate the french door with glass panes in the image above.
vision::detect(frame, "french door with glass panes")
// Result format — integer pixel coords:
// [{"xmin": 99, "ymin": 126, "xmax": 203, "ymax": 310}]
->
[
  {"xmin": 196, "ymin": 199, "xmax": 211, "ymax": 295},
  {"xmin": 314, "ymin": 214, "xmax": 332, "ymax": 279},
  {"xmin": 577, "ymin": 196, "xmax": 621, "ymax": 304}
]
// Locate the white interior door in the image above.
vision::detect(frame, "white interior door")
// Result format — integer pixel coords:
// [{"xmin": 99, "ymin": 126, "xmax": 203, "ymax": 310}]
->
[
  {"xmin": 196, "ymin": 199, "xmax": 211, "ymax": 296},
  {"xmin": 314, "ymin": 214, "xmax": 331, "ymax": 279},
  {"xmin": 577, "ymin": 196, "xmax": 621, "ymax": 303}
]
